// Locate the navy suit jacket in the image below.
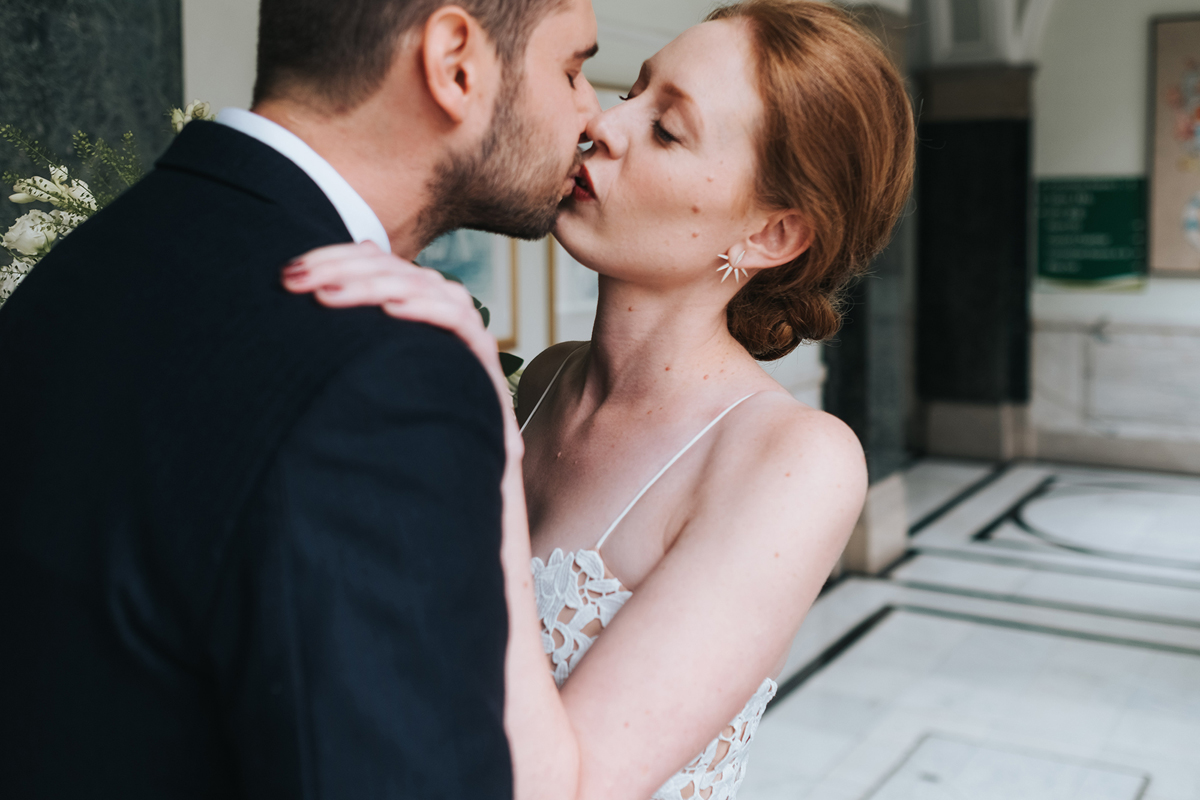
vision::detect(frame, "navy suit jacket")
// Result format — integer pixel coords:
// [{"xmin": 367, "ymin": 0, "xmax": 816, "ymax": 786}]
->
[{"xmin": 0, "ymin": 121, "xmax": 512, "ymax": 799}]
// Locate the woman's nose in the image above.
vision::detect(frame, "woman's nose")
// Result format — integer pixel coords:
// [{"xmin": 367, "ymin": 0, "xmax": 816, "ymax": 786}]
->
[{"xmin": 586, "ymin": 104, "xmax": 628, "ymax": 159}]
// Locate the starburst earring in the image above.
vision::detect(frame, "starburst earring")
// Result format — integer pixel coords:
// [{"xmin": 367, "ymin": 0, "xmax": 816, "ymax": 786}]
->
[{"xmin": 717, "ymin": 249, "xmax": 748, "ymax": 284}]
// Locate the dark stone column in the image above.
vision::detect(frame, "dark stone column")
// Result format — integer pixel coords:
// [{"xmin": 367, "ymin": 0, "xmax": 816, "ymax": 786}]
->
[
  {"xmin": 822, "ymin": 5, "xmax": 917, "ymax": 484},
  {"xmin": 821, "ymin": 5, "xmax": 915, "ymax": 574},
  {"xmin": 0, "ymin": 0, "xmax": 182, "ymax": 219},
  {"xmin": 914, "ymin": 66, "xmax": 1035, "ymax": 460},
  {"xmin": 823, "ymin": 213, "xmax": 916, "ymax": 483}
]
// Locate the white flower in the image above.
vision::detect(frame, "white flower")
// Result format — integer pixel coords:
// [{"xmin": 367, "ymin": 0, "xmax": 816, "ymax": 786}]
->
[
  {"xmin": 9, "ymin": 165, "xmax": 98, "ymax": 212},
  {"xmin": 66, "ymin": 179, "xmax": 97, "ymax": 211},
  {"xmin": 51, "ymin": 209, "xmax": 87, "ymax": 236},
  {"xmin": 171, "ymin": 100, "xmax": 214, "ymax": 133},
  {"xmin": 0, "ymin": 256, "xmax": 36, "ymax": 304},
  {"xmin": 186, "ymin": 101, "xmax": 212, "ymax": 121},
  {"xmin": 3, "ymin": 210, "xmax": 58, "ymax": 256},
  {"xmin": 10, "ymin": 175, "xmax": 61, "ymax": 205}
]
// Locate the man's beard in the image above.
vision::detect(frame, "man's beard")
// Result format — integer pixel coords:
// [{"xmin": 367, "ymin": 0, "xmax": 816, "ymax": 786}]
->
[{"xmin": 419, "ymin": 78, "xmax": 580, "ymax": 245}]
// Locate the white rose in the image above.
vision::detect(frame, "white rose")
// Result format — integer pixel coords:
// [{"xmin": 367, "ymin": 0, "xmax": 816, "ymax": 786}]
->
[
  {"xmin": 3, "ymin": 211, "xmax": 58, "ymax": 256},
  {"xmin": 171, "ymin": 101, "xmax": 214, "ymax": 134},
  {"xmin": 185, "ymin": 101, "xmax": 212, "ymax": 121}
]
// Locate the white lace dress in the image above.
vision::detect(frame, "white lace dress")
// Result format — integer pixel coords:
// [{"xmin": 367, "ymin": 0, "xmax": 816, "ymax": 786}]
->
[{"xmin": 522, "ymin": 352, "xmax": 777, "ymax": 800}]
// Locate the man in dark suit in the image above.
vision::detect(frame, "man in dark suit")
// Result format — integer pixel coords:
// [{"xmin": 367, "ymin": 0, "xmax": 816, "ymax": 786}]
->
[{"xmin": 0, "ymin": 0, "xmax": 599, "ymax": 797}]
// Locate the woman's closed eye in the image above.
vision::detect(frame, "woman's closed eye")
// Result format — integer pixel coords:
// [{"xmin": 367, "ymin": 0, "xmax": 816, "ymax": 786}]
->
[{"xmin": 652, "ymin": 119, "xmax": 679, "ymax": 145}]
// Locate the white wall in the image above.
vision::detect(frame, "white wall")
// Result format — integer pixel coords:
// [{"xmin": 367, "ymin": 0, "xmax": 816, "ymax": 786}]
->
[
  {"xmin": 1029, "ymin": 0, "xmax": 1200, "ymax": 472},
  {"xmin": 1032, "ymin": 0, "xmax": 1200, "ymax": 325},
  {"xmin": 181, "ymin": 0, "xmax": 258, "ymax": 111}
]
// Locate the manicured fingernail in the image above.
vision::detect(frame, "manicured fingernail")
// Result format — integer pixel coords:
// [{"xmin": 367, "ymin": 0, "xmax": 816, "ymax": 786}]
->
[
  {"xmin": 283, "ymin": 267, "xmax": 309, "ymax": 281},
  {"xmin": 320, "ymin": 285, "xmax": 343, "ymax": 294}
]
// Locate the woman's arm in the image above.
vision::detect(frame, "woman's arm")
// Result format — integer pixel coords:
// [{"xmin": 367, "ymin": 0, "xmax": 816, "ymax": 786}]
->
[{"xmin": 554, "ymin": 399, "xmax": 866, "ymax": 800}]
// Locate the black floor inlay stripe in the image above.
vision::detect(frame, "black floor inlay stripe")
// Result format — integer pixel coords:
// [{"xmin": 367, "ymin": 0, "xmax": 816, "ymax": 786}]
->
[
  {"xmin": 766, "ymin": 606, "xmax": 895, "ymax": 714},
  {"xmin": 899, "ymin": 604, "xmax": 1200, "ymax": 657},
  {"xmin": 973, "ymin": 475, "xmax": 1057, "ymax": 541},
  {"xmin": 892, "ymin": 579, "xmax": 1200, "ymax": 630},
  {"xmin": 911, "ymin": 547, "xmax": 1200, "ymax": 590},
  {"xmin": 908, "ymin": 463, "xmax": 1008, "ymax": 536}
]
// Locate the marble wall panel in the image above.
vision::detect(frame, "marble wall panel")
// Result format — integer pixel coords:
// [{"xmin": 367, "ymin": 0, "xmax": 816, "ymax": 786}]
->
[
  {"xmin": 1031, "ymin": 329, "xmax": 1087, "ymax": 431},
  {"xmin": 1032, "ymin": 323, "xmax": 1200, "ymax": 472},
  {"xmin": 0, "ymin": 0, "xmax": 181, "ymax": 227},
  {"xmin": 1088, "ymin": 334, "xmax": 1200, "ymax": 428}
]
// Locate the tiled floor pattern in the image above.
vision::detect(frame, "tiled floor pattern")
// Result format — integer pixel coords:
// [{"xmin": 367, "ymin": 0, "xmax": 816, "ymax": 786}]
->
[
  {"xmin": 741, "ymin": 460, "xmax": 1200, "ymax": 800},
  {"xmin": 867, "ymin": 736, "xmax": 1148, "ymax": 800}
]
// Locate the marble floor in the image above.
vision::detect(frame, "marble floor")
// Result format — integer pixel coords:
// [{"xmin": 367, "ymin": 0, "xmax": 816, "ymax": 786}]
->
[{"xmin": 741, "ymin": 459, "xmax": 1200, "ymax": 800}]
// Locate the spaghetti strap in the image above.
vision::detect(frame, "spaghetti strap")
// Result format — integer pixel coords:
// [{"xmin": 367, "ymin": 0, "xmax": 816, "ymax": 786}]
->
[
  {"xmin": 595, "ymin": 393, "xmax": 759, "ymax": 550},
  {"xmin": 519, "ymin": 345, "xmax": 588, "ymax": 435}
]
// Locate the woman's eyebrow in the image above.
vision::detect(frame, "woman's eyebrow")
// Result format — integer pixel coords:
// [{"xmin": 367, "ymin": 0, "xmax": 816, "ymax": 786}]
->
[{"xmin": 660, "ymin": 81, "xmax": 704, "ymax": 137}]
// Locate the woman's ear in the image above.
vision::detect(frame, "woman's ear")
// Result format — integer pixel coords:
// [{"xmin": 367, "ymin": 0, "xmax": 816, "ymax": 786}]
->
[
  {"xmin": 742, "ymin": 210, "xmax": 813, "ymax": 270},
  {"xmin": 420, "ymin": 7, "xmax": 499, "ymax": 125}
]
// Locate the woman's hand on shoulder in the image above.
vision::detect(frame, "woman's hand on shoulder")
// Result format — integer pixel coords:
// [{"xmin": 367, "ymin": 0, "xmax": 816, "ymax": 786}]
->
[{"xmin": 281, "ymin": 242, "xmax": 512, "ymax": 409}]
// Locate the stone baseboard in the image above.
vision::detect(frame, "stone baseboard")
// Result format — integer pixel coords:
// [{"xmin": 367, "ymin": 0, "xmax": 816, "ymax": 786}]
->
[
  {"xmin": 841, "ymin": 473, "xmax": 909, "ymax": 575},
  {"xmin": 926, "ymin": 401, "xmax": 1036, "ymax": 461},
  {"xmin": 1035, "ymin": 430, "xmax": 1200, "ymax": 475}
]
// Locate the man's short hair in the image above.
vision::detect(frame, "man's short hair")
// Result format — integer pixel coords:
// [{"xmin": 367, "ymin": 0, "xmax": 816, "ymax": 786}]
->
[{"xmin": 254, "ymin": 0, "xmax": 568, "ymax": 109}]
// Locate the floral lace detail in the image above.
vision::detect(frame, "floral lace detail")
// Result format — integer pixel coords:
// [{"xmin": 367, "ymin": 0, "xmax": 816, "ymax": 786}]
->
[
  {"xmin": 529, "ymin": 549, "xmax": 777, "ymax": 800},
  {"xmin": 650, "ymin": 678, "xmax": 776, "ymax": 800},
  {"xmin": 532, "ymin": 548, "xmax": 633, "ymax": 688}
]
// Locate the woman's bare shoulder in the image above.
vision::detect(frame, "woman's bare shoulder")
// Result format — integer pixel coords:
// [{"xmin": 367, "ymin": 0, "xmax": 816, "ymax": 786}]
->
[
  {"xmin": 515, "ymin": 341, "xmax": 588, "ymax": 426},
  {"xmin": 701, "ymin": 393, "xmax": 867, "ymax": 540}
]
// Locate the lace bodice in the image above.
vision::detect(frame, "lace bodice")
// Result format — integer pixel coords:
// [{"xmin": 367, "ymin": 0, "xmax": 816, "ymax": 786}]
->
[
  {"xmin": 531, "ymin": 548, "xmax": 777, "ymax": 800},
  {"xmin": 522, "ymin": 348, "xmax": 777, "ymax": 800}
]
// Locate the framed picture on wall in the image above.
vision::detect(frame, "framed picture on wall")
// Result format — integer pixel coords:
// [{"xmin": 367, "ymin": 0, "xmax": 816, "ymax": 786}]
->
[
  {"xmin": 547, "ymin": 87, "xmax": 625, "ymax": 344},
  {"xmin": 1149, "ymin": 14, "xmax": 1200, "ymax": 275},
  {"xmin": 419, "ymin": 230, "xmax": 518, "ymax": 349}
]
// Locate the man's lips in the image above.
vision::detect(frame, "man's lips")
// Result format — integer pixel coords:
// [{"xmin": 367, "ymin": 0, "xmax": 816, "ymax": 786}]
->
[{"xmin": 571, "ymin": 164, "xmax": 597, "ymax": 202}]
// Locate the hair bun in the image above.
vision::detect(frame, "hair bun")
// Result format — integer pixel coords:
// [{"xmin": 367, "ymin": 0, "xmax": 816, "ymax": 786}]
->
[{"xmin": 710, "ymin": 0, "xmax": 915, "ymax": 361}]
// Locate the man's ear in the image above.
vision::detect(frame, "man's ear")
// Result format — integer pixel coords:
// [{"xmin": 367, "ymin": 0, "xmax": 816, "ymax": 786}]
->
[
  {"xmin": 741, "ymin": 210, "xmax": 813, "ymax": 270},
  {"xmin": 421, "ymin": 7, "xmax": 498, "ymax": 125}
]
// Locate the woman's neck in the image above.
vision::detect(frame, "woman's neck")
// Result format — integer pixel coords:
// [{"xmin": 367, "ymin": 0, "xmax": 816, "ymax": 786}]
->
[{"xmin": 580, "ymin": 275, "xmax": 748, "ymax": 410}]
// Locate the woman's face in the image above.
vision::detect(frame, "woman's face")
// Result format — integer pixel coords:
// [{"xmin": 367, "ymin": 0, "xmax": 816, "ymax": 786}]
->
[{"xmin": 555, "ymin": 20, "xmax": 765, "ymax": 288}]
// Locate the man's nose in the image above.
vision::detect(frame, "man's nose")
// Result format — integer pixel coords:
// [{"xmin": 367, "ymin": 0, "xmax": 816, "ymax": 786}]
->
[{"xmin": 579, "ymin": 77, "xmax": 602, "ymax": 131}]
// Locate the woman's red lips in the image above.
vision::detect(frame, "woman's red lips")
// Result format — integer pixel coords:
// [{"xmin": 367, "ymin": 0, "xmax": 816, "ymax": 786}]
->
[{"xmin": 572, "ymin": 165, "xmax": 596, "ymax": 201}]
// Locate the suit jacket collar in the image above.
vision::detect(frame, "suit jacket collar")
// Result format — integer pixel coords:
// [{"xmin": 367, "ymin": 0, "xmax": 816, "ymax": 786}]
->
[{"xmin": 156, "ymin": 120, "xmax": 351, "ymax": 244}]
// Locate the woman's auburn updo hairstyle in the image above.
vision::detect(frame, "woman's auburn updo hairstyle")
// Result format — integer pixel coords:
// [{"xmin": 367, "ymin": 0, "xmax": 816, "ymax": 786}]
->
[{"xmin": 708, "ymin": 0, "xmax": 916, "ymax": 361}]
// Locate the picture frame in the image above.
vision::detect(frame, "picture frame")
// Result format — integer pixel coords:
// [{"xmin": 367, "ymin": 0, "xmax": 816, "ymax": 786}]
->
[
  {"xmin": 547, "ymin": 235, "xmax": 599, "ymax": 345},
  {"xmin": 419, "ymin": 230, "xmax": 518, "ymax": 349},
  {"xmin": 1148, "ymin": 14, "xmax": 1200, "ymax": 276}
]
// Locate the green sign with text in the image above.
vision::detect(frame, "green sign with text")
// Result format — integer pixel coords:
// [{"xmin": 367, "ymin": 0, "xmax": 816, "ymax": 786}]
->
[{"xmin": 1037, "ymin": 178, "xmax": 1147, "ymax": 285}]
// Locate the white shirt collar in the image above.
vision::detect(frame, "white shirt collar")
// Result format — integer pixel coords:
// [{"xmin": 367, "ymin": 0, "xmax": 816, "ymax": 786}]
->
[{"xmin": 215, "ymin": 108, "xmax": 391, "ymax": 253}]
